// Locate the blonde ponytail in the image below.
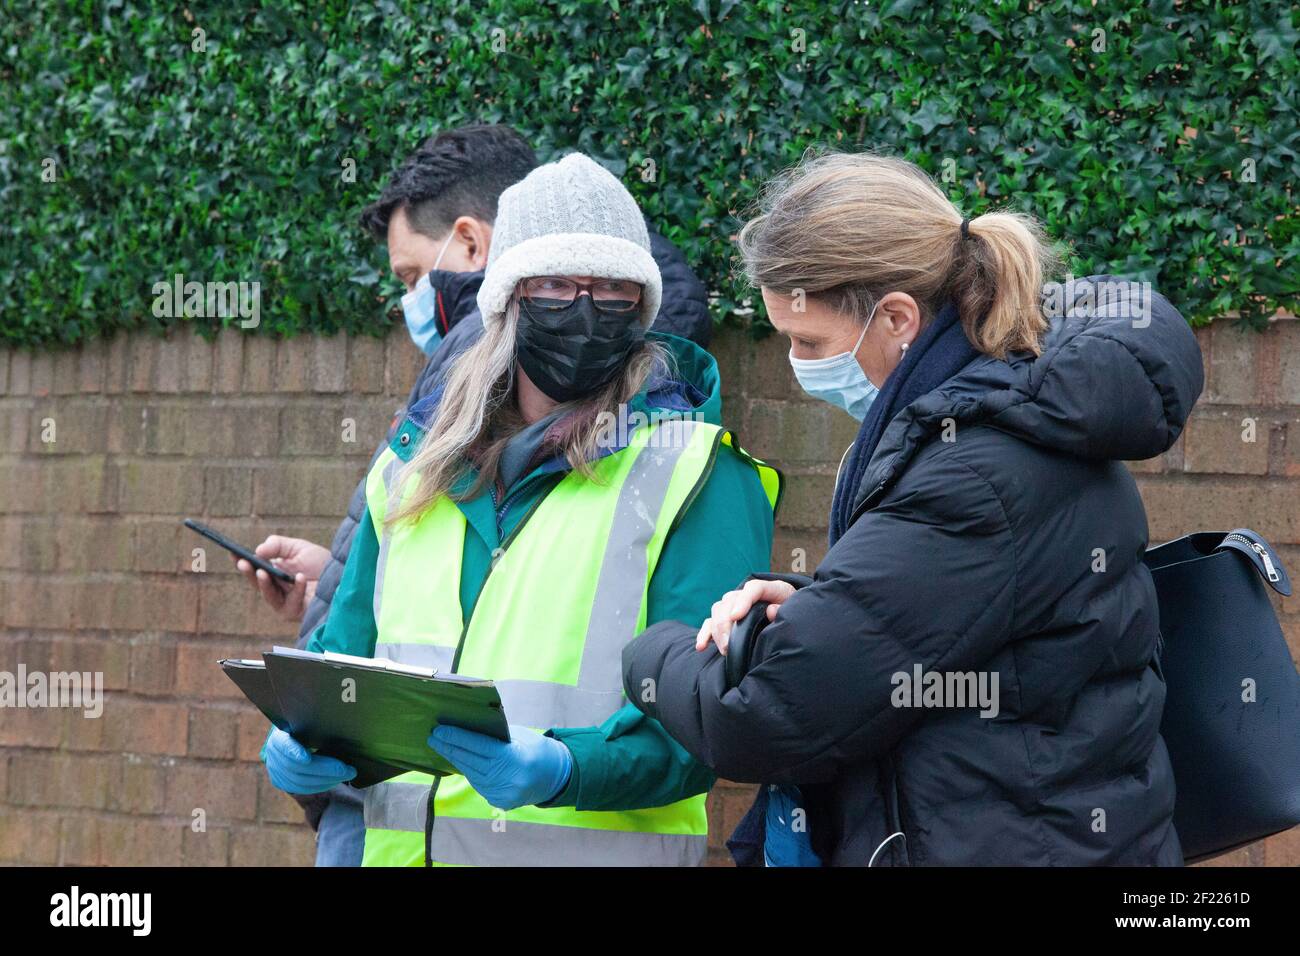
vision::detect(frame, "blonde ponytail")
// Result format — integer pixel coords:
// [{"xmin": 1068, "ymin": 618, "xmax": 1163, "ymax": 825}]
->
[
  {"xmin": 738, "ymin": 151, "xmax": 1062, "ymax": 359},
  {"xmin": 952, "ymin": 211, "xmax": 1056, "ymax": 357}
]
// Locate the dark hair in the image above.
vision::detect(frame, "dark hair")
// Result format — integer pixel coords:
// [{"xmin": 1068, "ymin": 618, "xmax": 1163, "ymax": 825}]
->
[{"xmin": 359, "ymin": 124, "xmax": 537, "ymax": 240}]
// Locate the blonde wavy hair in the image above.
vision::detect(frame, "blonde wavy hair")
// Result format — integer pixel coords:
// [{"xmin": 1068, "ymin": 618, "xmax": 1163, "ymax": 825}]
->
[
  {"xmin": 387, "ymin": 292, "xmax": 669, "ymax": 526},
  {"xmin": 737, "ymin": 150, "xmax": 1063, "ymax": 358}
]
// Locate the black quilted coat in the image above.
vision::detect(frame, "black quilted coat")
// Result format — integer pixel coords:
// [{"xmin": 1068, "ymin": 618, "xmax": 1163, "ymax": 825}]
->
[{"xmin": 623, "ymin": 277, "xmax": 1203, "ymax": 866}]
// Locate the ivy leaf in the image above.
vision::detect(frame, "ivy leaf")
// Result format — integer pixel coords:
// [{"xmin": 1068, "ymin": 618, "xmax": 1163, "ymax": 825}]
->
[{"xmin": 908, "ymin": 100, "xmax": 954, "ymax": 135}]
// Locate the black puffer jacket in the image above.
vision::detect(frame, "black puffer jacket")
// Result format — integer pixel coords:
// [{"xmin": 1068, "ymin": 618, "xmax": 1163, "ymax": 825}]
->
[{"xmin": 623, "ymin": 277, "xmax": 1203, "ymax": 866}]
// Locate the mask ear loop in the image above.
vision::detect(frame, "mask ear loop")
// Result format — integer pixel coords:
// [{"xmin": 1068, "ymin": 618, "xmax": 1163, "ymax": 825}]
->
[
  {"xmin": 849, "ymin": 299, "xmax": 882, "ymax": 358},
  {"xmin": 829, "ymin": 301, "xmax": 882, "ymax": 496},
  {"xmin": 418, "ymin": 232, "xmax": 458, "ymax": 335},
  {"xmin": 430, "ymin": 230, "xmax": 455, "ymax": 273}
]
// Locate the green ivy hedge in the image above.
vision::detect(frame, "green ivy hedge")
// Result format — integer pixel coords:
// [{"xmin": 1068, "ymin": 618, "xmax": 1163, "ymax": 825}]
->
[{"xmin": 2, "ymin": 0, "xmax": 1296, "ymax": 347}]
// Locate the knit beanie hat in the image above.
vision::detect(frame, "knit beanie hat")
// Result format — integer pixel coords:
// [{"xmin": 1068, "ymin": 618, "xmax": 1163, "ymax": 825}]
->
[{"xmin": 476, "ymin": 153, "xmax": 662, "ymax": 330}]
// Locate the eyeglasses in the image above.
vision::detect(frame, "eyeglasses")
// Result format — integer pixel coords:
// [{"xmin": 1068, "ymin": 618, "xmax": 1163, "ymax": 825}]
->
[{"xmin": 520, "ymin": 276, "xmax": 643, "ymax": 314}]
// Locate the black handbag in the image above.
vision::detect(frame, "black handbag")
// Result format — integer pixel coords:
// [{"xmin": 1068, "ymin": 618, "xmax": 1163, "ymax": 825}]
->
[{"xmin": 1143, "ymin": 527, "xmax": 1300, "ymax": 863}]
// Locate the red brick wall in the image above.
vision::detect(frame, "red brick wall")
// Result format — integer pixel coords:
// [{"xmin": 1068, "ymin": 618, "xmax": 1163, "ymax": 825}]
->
[{"xmin": 1, "ymin": 318, "xmax": 1297, "ymax": 866}]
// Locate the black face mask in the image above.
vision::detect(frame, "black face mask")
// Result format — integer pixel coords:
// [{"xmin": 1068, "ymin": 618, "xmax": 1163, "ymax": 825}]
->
[{"xmin": 516, "ymin": 296, "xmax": 645, "ymax": 402}]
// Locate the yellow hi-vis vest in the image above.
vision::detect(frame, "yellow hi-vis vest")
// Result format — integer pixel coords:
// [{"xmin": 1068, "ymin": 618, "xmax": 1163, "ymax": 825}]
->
[{"xmin": 360, "ymin": 416, "xmax": 781, "ymax": 866}]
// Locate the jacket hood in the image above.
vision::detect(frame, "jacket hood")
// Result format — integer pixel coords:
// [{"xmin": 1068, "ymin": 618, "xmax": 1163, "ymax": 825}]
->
[
  {"xmin": 637, "ymin": 330, "xmax": 722, "ymax": 424},
  {"xmin": 426, "ymin": 268, "xmax": 485, "ymax": 334},
  {"xmin": 853, "ymin": 275, "xmax": 1204, "ymax": 517}
]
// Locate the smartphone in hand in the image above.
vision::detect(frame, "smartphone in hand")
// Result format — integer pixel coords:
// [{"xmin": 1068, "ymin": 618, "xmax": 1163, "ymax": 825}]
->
[{"xmin": 183, "ymin": 518, "xmax": 296, "ymax": 586}]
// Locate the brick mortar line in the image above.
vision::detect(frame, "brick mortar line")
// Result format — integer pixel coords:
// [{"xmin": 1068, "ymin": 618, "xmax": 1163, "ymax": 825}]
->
[
  {"xmin": 0, "ymin": 806, "xmax": 310, "ymax": 831},
  {"xmin": 0, "ymin": 748, "xmax": 266, "ymax": 768}
]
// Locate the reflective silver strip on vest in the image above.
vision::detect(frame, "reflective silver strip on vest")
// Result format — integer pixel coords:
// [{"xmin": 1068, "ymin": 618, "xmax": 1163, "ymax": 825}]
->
[
  {"xmin": 568, "ymin": 418, "xmax": 703, "ymax": 718},
  {"xmin": 364, "ymin": 780, "xmax": 707, "ymax": 866},
  {"xmin": 372, "ymin": 454, "xmax": 405, "ymax": 627},
  {"xmin": 372, "ymin": 642, "xmax": 455, "ymax": 672},
  {"xmin": 489, "ymin": 680, "xmax": 622, "ymax": 730}
]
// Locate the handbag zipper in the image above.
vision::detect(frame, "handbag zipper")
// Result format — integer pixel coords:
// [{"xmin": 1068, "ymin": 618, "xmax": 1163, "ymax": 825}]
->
[{"xmin": 1225, "ymin": 532, "xmax": 1280, "ymax": 583}]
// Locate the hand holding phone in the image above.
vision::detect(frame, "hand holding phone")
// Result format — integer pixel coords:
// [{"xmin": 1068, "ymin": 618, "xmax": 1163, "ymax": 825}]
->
[
  {"xmin": 184, "ymin": 521, "xmax": 333, "ymax": 623},
  {"xmin": 183, "ymin": 519, "xmax": 296, "ymax": 584}
]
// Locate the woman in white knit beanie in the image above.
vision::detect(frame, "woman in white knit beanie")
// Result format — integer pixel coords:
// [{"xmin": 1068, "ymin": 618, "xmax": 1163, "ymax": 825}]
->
[
  {"xmin": 265, "ymin": 151, "xmax": 781, "ymax": 866},
  {"xmin": 395, "ymin": 151, "xmax": 669, "ymax": 508}
]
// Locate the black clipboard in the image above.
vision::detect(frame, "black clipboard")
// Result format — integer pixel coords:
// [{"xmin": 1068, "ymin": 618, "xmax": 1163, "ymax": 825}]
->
[{"xmin": 221, "ymin": 647, "xmax": 510, "ymax": 788}]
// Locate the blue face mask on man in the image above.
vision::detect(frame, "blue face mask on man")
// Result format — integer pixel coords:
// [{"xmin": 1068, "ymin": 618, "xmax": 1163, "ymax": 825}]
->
[
  {"xmin": 787, "ymin": 301, "xmax": 881, "ymax": 421},
  {"xmin": 400, "ymin": 231, "xmax": 455, "ymax": 355}
]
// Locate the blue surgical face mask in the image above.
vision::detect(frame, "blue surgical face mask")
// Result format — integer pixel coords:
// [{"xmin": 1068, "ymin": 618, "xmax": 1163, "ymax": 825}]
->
[
  {"xmin": 400, "ymin": 231, "xmax": 454, "ymax": 355},
  {"xmin": 788, "ymin": 303, "xmax": 881, "ymax": 421}
]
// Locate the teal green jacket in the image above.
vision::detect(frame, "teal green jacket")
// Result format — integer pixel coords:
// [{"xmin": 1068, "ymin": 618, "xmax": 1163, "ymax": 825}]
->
[{"xmin": 306, "ymin": 332, "xmax": 775, "ymax": 811}]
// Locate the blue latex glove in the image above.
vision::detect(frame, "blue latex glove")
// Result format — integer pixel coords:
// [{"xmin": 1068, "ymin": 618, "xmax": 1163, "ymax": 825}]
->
[
  {"xmin": 263, "ymin": 727, "xmax": 357, "ymax": 794},
  {"xmin": 763, "ymin": 784, "xmax": 822, "ymax": 867},
  {"xmin": 428, "ymin": 724, "xmax": 572, "ymax": 811}
]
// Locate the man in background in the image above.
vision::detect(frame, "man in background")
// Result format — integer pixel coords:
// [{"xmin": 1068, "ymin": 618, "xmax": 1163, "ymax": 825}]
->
[{"xmin": 234, "ymin": 122, "xmax": 711, "ymax": 864}]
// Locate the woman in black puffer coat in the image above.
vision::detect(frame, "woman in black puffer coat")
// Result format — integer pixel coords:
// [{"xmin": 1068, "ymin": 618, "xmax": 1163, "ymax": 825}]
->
[{"xmin": 622, "ymin": 152, "xmax": 1202, "ymax": 866}]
